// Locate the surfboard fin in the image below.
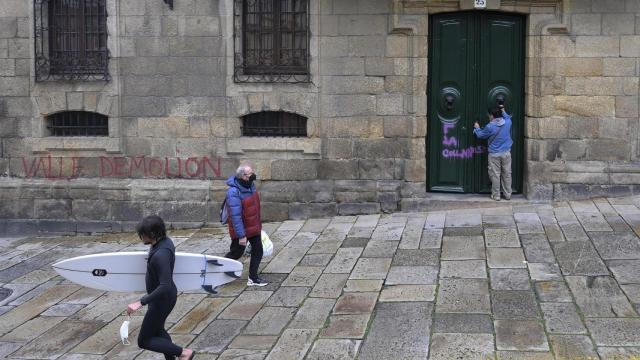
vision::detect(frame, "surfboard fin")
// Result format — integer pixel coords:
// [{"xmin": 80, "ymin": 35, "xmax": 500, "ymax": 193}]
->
[
  {"xmin": 224, "ymin": 271, "xmax": 240, "ymax": 279},
  {"xmin": 207, "ymin": 259, "xmax": 223, "ymax": 266},
  {"xmin": 201, "ymin": 285, "xmax": 218, "ymax": 294}
]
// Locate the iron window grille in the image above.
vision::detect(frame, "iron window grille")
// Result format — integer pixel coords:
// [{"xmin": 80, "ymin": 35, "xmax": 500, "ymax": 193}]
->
[
  {"xmin": 34, "ymin": 0, "xmax": 110, "ymax": 81},
  {"xmin": 234, "ymin": 0, "xmax": 310, "ymax": 83},
  {"xmin": 46, "ymin": 111, "xmax": 109, "ymax": 136},
  {"xmin": 242, "ymin": 111, "xmax": 307, "ymax": 137}
]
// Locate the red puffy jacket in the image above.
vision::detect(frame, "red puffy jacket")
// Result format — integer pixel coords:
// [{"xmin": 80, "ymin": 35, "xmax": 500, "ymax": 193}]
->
[{"xmin": 227, "ymin": 191, "xmax": 262, "ymax": 240}]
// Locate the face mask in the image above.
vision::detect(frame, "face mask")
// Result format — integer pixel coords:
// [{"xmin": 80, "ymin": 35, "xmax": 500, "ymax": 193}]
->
[{"xmin": 120, "ymin": 317, "xmax": 131, "ymax": 345}]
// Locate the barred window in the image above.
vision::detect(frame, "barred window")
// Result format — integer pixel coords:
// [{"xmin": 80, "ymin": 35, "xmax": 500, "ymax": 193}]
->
[
  {"xmin": 234, "ymin": 0, "xmax": 310, "ymax": 83},
  {"xmin": 46, "ymin": 111, "xmax": 109, "ymax": 136},
  {"xmin": 242, "ymin": 111, "xmax": 307, "ymax": 137},
  {"xmin": 35, "ymin": 0, "xmax": 110, "ymax": 81}
]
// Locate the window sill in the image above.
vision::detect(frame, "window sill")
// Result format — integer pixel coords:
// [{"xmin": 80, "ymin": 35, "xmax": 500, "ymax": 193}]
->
[
  {"xmin": 30, "ymin": 137, "xmax": 120, "ymax": 153},
  {"xmin": 226, "ymin": 137, "xmax": 320, "ymax": 159}
]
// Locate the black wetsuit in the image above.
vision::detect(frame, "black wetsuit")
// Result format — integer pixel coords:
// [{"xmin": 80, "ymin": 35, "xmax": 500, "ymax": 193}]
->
[{"xmin": 138, "ymin": 237, "xmax": 182, "ymax": 360}]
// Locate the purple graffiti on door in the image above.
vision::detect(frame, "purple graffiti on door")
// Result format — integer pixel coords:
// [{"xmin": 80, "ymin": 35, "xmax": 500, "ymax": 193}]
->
[
  {"xmin": 440, "ymin": 122, "xmax": 485, "ymax": 159},
  {"xmin": 442, "ymin": 123, "xmax": 458, "ymax": 147},
  {"xmin": 442, "ymin": 146, "xmax": 485, "ymax": 159}
]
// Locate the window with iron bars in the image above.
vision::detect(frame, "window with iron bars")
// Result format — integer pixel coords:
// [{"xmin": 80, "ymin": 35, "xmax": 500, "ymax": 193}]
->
[
  {"xmin": 242, "ymin": 111, "xmax": 307, "ymax": 137},
  {"xmin": 34, "ymin": 0, "xmax": 110, "ymax": 81},
  {"xmin": 46, "ymin": 111, "xmax": 109, "ymax": 136},
  {"xmin": 234, "ymin": 0, "xmax": 310, "ymax": 83}
]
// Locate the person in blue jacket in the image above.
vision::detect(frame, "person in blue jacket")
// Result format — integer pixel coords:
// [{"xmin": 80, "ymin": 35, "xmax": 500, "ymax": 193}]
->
[
  {"xmin": 473, "ymin": 104, "xmax": 513, "ymax": 201},
  {"xmin": 224, "ymin": 164, "xmax": 268, "ymax": 287}
]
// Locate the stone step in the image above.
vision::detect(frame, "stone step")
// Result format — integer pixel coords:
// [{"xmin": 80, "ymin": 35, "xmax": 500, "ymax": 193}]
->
[{"xmin": 401, "ymin": 193, "xmax": 539, "ymax": 212}]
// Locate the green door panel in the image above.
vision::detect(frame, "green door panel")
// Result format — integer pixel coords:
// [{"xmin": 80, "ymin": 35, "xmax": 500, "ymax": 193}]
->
[
  {"xmin": 428, "ymin": 13, "xmax": 472, "ymax": 192},
  {"xmin": 428, "ymin": 11, "xmax": 524, "ymax": 193}
]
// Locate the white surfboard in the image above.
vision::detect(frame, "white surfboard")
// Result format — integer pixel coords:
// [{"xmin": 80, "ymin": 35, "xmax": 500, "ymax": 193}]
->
[{"xmin": 52, "ymin": 252, "xmax": 243, "ymax": 294}]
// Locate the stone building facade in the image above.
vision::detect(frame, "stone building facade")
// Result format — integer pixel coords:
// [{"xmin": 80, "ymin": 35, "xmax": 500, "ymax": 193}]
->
[{"xmin": 0, "ymin": 0, "xmax": 639, "ymax": 234}]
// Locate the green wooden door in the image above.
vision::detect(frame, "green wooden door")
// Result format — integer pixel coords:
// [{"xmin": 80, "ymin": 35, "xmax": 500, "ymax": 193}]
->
[{"xmin": 427, "ymin": 11, "xmax": 524, "ymax": 193}]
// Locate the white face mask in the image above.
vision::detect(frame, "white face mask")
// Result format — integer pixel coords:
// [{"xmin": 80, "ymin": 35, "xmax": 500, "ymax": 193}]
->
[{"xmin": 120, "ymin": 318, "xmax": 131, "ymax": 345}]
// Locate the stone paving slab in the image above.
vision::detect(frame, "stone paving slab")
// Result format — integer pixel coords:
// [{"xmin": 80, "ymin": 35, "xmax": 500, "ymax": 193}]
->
[
  {"xmin": 320, "ymin": 314, "xmax": 370, "ymax": 339},
  {"xmin": 440, "ymin": 259, "xmax": 487, "ymax": 279},
  {"xmin": 170, "ymin": 297, "xmax": 233, "ymax": 334},
  {"xmin": 385, "ymin": 265, "xmax": 438, "ymax": 285},
  {"xmin": 432, "ymin": 313, "xmax": 494, "ymax": 334},
  {"xmin": 607, "ymin": 259, "xmax": 640, "ymax": 284},
  {"xmin": 289, "ymin": 298, "xmax": 335, "ymax": 329},
  {"xmin": 441, "ymin": 235, "xmax": 485, "ymax": 260},
  {"xmin": 487, "ymin": 248, "xmax": 527, "ymax": 268},
  {"xmin": 348, "ymin": 258, "xmax": 391, "ymax": 280},
  {"xmin": 534, "ymin": 281, "xmax": 574, "ymax": 302},
  {"xmin": 554, "ymin": 241, "xmax": 610, "ymax": 275},
  {"xmin": 11, "ymin": 319, "xmax": 105, "ymax": 359},
  {"xmin": 379, "ymin": 284, "xmax": 435, "ymax": 302},
  {"xmin": 324, "ymin": 248, "xmax": 362, "ymax": 274},
  {"xmin": 491, "ymin": 290, "xmax": 541, "ymax": 319},
  {"xmin": 310, "ymin": 273, "xmax": 349, "ymax": 298},
  {"xmin": 586, "ymin": 318, "xmax": 640, "ymax": 346},
  {"xmin": 419, "ymin": 229, "xmax": 442, "ymax": 248},
  {"xmin": 1, "ymin": 196, "xmax": 640, "ymax": 359},
  {"xmin": 358, "ymin": 302, "xmax": 432, "ymax": 360},
  {"xmin": 566, "ymin": 276, "xmax": 637, "ymax": 317},
  {"xmin": 589, "ymin": 231, "xmax": 640, "ymax": 259},
  {"xmin": 306, "ymin": 339, "xmax": 360, "ymax": 360},
  {"xmin": 190, "ymin": 319, "xmax": 246, "ymax": 353},
  {"xmin": 361, "ymin": 241, "xmax": 399, "ymax": 258},
  {"xmin": 549, "ymin": 334, "xmax": 599, "ymax": 360},
  {"xmin": 540, "ymin": 302, "xmax": 587, "ymax": 334},
  {"xmin": 1, "ymin": 315, "xmax": 65, "ymax": 342},
  {"xmin": 597, "ymin": 346, "xmax": 640, "ymax": 359},
  {"xmin": 485, "ymin": 228, "xmax": 520, "ymax": 247},
  {"xmin": 490, "ymin": 269, "xmax": 531, "ymax": 290},
  {"xmin": 495, "ymin": 319, "xmax": 550, "ymax": 351},
  {"xmin": 436, "ymin": 279, "xmax": 491, "ymax": 314},
  {"xmin": 265, "ymin": 329, "xmax": 317, "ymax": 360},
  {"xmin": 243, "ymin": 307, "xmax": 297, "ymax": 335},
  {"xmin": 429, "ymin": 333, "xmax": 494, "ymax": 360},
  {"xmin": 0, "ymin": 284, "xmax": 79, "ymax": 334},
  {"xmin": 520, "ymin": 234, "xmax": 556, "ymax": 263}
]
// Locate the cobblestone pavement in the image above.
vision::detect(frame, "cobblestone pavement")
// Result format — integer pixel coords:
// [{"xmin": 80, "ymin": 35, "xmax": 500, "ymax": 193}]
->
[{"xmin": 1, "ymin": 197, "xmax": 640, "ymax": 359}]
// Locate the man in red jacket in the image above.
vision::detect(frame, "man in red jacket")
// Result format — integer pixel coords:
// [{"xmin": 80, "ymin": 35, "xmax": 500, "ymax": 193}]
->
[{"xmin": 224, "ymin": 164, "xmax": 268, "ymax": 287}]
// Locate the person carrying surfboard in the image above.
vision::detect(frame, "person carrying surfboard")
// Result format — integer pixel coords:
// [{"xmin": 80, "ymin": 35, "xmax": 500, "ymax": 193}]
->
[
  {"xmin": 224, "ymin": 163, "xmax": 268, "ymax": 287},
  {"xmin": 126, "ymin": 215, "xmax": 196, "ymax": 360}
]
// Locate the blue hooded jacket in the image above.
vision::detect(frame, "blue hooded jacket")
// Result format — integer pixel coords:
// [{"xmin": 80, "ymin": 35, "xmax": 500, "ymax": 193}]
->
[
  {"xmin": 225, "ymin": 176, "xmax": 258, "ymax": 239},
  {"xmin": 473, "ymin": 112, "xmax": 513, "ymax": 154}
]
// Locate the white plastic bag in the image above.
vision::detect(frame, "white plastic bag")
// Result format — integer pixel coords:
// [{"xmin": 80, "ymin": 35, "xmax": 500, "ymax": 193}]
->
[
  {"xmin": 261, "ymin": 230, "xmax": 273, "ymax": 257},
  {"xmin": 245, "ymin": 230, "xmax": 274, "ymax": 257},
  {"xmin": 120, "ymin": 316, "xmax": 131, "ymax": 345}
]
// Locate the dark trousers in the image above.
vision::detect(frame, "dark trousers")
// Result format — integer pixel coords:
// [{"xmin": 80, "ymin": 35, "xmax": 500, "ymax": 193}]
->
[
  {"xmin": 225, "ymin": 234, "xmax": 263, "ymax": 280},
  {"xmin": 138, "ymin": 294, "xmax": 182, "ymax": 359}
]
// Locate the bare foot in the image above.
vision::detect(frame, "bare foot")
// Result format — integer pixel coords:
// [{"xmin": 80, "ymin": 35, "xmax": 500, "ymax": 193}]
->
[{"xmin": 179, "ymin": 348, "xmax": 195, "ymax": 360}]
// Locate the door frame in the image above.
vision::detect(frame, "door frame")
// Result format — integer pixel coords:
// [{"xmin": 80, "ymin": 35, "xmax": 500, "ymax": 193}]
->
[{"xmin": 426, "ymin": 10, "xmax": 526, "ymax": 194}]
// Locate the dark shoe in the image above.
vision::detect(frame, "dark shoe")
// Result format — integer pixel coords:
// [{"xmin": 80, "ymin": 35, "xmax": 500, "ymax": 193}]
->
[{"xmin": 247, "ymin": 277, "xmax": 268, "ymax": 287}]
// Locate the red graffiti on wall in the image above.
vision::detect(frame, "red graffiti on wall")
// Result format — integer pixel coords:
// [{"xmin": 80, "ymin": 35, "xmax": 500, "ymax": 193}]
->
[{"xmin": 19, "ymin": 154, "xmax": 222, "ymax": 180}]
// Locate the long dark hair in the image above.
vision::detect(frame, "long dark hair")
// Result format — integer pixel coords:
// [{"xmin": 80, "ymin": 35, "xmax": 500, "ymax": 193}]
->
[{"xmin": 136, "ymin": 215, "xmax": 166, "ymax": 241}]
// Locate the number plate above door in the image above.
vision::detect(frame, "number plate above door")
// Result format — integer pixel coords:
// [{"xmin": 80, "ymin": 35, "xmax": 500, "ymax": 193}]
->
[{"xmin": 474, "ymin": 0, "xmax": 487, "ymax": 8}]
